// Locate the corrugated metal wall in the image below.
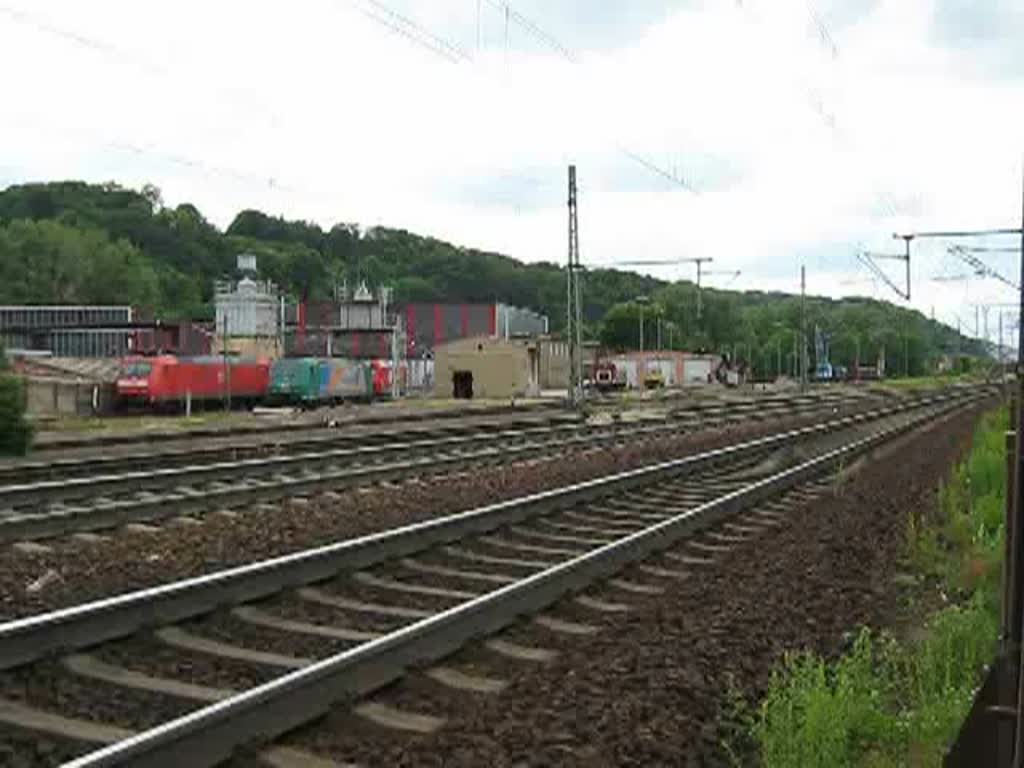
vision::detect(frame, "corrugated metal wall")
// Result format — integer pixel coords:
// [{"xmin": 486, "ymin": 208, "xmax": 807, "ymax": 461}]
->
[
  {"xmin": 404, "ymin": 303, "xmax": 546, "ymax": 353},
  {"xmin": 49, "ymin": 330, "xmax": 130, "ymax": 358},
  {"xmin": 497, "ymin": 304, "xmax": 547, "ymax": 338},
  {"xmin": 284, "ymin": 330, "xmax": 393, "ymax": 359},
  {"xmin": 0, "ymin": 306, "xmax": 132, "ymax": 329}
]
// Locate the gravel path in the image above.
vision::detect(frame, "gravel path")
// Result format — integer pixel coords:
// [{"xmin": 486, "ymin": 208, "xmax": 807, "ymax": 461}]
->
[
  {"xmin": 0, "ymin": 400, "xmax": 884, "ymax": 621},
  {"xmin": 270, "ymin": 397, "xmax": 993, "ymax": 767}
]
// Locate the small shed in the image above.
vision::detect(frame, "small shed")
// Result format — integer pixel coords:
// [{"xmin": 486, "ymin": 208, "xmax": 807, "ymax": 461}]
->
[{"xmin": 433, "ymin": 336, "xmax": 540, "ymax": 399}]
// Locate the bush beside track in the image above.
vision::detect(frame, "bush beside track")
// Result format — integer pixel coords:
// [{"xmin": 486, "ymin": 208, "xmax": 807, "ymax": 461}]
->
[
  {"xmin": 727, "ymin": 404, "xmax": 1006, "ymax": 767},
  {"xmin": 260, "ymin": 390, "xmax": 994, "ymax": 766},
  {"xmin": 0, "ymin": 351, "xmax": 33, "ymax": 456}
]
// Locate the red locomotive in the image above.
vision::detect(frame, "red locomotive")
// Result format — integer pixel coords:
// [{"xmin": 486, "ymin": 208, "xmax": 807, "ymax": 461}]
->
[
  {"xmin": 116, "ymin": 355, "xmax": 271, "ymax": 407},
  {"xmin": 369, "ymin": 358, "xmax": 407, "ymax": 396},
  {"xmin": 593, "ymin": 360, "xmax": 627, "ymax": 392}
]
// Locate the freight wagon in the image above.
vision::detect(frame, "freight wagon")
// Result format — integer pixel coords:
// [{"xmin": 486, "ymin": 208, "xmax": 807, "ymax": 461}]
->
[
  {"xmin": 268, "ymin": 358, "xmax": 374, "ymax": 406},
  {"xmin": 116, "ymin": 355, "xmax": 270, "ymax": 407}
]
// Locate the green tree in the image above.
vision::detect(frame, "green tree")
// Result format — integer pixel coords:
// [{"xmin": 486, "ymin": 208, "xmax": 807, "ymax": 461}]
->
[
  {"xmin": 0, "ymin": 374, "xmax": 32, "ymax": 456},
  {"xmin": 0, "ymin": 220, "xmax": 160, "ymax": 309},
  {"xmin": 0, "ymin": 180, "xmax": 989, "ymax": 375}
]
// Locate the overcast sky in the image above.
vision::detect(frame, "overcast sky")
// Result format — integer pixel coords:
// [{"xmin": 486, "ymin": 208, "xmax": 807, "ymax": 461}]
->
[{"xmin": 1, "ymin": 0, "xmax": 1022, "ymax": 344}]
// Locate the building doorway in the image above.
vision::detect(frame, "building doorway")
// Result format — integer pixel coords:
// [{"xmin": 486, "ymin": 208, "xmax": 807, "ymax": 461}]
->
[
  {"xmin": 453, "ymin": 370, "xmax": 474, "ymax": 399},
  {"xmin": 527, "ymin": 347, "xmax": 540, "ymax": 396}
]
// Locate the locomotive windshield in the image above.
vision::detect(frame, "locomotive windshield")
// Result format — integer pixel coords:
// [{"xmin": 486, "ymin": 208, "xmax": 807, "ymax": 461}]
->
[{"xmin": 121, "ymin": 362, "xmax": 152, "ymax": 377}]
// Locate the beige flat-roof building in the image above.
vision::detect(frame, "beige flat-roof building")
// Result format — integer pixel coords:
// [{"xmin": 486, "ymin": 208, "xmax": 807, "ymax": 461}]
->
[
  {"xmin": 434, "ymin": 336, "xmax": 540, "ymax": 399},
  {"xmin": 433, "ymin": 335, "xmax": 593, "ymax": 399}
]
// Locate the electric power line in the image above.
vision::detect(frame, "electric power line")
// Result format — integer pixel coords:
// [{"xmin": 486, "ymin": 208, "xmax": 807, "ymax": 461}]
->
[
  {"xmin": 473, "ymin": 1, "xmax": 696, "ymax": 192},
  {"xmin": 481, "ymin": 0, "xmax": 577, "ymax": 63},
  {"xmin": 353, "ymin": 0, "xmax": 473, "ymax": 63},
  {"xmin": 0, "ymin": 2, "xmax": 296, "ymax": 197},
  {"xmin": 949, "ymin": 245, "xmax": 1020, "ymax": 291},
  {"xmin": 0, "ymin": 4, "xmax": 281, "ymax": 126},
  {"xmin": 108, "ymin": 141, "xmax": 291, "ymax": 192}
]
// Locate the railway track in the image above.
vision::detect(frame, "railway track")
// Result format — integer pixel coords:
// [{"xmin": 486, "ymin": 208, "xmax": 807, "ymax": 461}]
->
[
  {"xmin": 28, "ymin": 401, "xmax": 569, "ymax": 454},
  {"xmin": 8, "ymin": 411, "xmax": 585, "ymax": 479},
  {"xmin": 0, "ymin": 391, "xmax": 878, "ymax": 543},
  {"xmin": 0, "ymin": 386, "xmax": 990, "ymax": 767},
  {"xmin": 2, "ymin": 390, "xmax": 858, "ymax": 484}
]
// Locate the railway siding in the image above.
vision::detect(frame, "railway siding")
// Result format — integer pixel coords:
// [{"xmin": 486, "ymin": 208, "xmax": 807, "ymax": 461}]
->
[
  {"xmin": 0, "ymin": 393, "xmax": 869, "ymax": 544},
  {"xmin": 0, "ymin": 388, "xmax": 993, "ymax": 767}
]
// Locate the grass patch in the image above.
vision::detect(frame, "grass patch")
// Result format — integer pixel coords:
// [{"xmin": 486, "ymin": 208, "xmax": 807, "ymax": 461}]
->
[
  {"xmin": 35, "ymin": 410, "xmax": 263, "ymax": 433},
  {"xmin": 728, "ymin": 405, "xmax": 1006, "ymax": 767},
  {"xmin": 874, "ymin": 374, "xmax": 981, "ymax": 393}
]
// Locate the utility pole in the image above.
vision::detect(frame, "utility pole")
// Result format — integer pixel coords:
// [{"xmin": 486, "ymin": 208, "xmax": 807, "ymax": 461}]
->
[
  {"xmin": 694, "ymin": 257, "xmax": 713, "ymax": 319},
  {"xmin": 636, "ymin": 295, "xmax": 652, "ymax": 389},
  {"xmin": 1013, "ymin": 160, "xmax": 1024, "ymax": 768},
  {"xmin": 504, "ymin": 3, "xmax": 510, "ymax": 68},
  {"xmin": 901, "ymin": 235, "xmax": 912, "ymax": 301},
  {"xmin": 566, "ymin": 165, "xmax": 583, "ymax": 407},
  {"xmin": 222, "ymin": 314, "xmax": 231, "ymax": 412},
  {"xmin": 1000, "ymin": 311, "xmax": 1005, "ymax": 384},
  {"xmin": 800, "ymin": 265, "xmax": 807, "ymax": 391},
  {"xmin": 639, "ymin": 304, "xmax": 645, "ymax": 356}
]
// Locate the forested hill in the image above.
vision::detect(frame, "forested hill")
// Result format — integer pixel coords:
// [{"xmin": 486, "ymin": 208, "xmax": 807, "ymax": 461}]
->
[
  {"xmin": 0, "ymin": 181, "xmax": 660, "ymax": 323},
  {"xmin": 0, "ymin": 181, "xmax": 985, "ymax": 374}
]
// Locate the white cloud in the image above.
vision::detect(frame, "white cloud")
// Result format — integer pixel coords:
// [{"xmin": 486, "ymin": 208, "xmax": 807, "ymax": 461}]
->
[{"xmin": 0, "ymin": 0, "xmax": 1021, "ymax": 345}]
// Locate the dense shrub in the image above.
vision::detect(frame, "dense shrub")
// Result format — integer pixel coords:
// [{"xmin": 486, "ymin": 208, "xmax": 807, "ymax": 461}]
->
[
  {"xmin": 0, "ymin": 373, "xmax": 32, "ymax": 456},
  {"xmin": 733, "ymin": 406, "xmax": 1006, "ymax": 768}
]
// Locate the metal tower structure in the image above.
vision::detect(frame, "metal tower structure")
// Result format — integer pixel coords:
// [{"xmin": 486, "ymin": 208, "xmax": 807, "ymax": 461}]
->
[{"xmin": 567, "ymin": 165, "xmax": 584, "ymax": 407}]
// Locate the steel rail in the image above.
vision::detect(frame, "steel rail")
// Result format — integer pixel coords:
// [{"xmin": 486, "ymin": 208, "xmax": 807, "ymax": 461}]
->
[
  {"xmin": 0, "ymin": 393, "xmax": 911, "ymax": 543},
  {"xmin": 0, "ymin": 421, "xmax": 590, "ymax": 505},
  {"xmin": 0, "ymin": 423, "xmax": 668, "ymax": 542},
  {"xmin": 1, "ymin": 390, "xmax": 852, "ymax": 484},
  {"xmin": 0, "ymin": 391, "xmax": 869, "ymax": 513},
  {"xmin": 0, "ymin": 412, "xmax": 583, "ymax": 484},
  {"xmin": 31, "ymin": 400, "xmax": 568, "ymax": 452},
  {"xmin": 0, "ymin": 388, "xmax": 983, "ymax": 671},
  {"xmin": 59, "ymin": 388, "xmax": 987, "ymax": 768}
]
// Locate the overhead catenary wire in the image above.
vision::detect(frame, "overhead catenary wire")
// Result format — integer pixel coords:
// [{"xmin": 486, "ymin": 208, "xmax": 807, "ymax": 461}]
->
[
  {"xmin": 108, "ymin": 141, "xmax": 292, "ymax": 193},
  {"xmin": 949, "ymin": 245, "xmax": 1020, "ymax": 291},
  {"xmin": 0, "ymin": 3, "xmax": 282, "ymax": 127},
  {"xmin": 481, "ymin": 0, "xmax": 577, "ymax": 63},
  {"xmin": 0, "ymin": 2, "xmax": 299, "ymax": 198},
  {"xmin": 857, "ymin": 252, "xmax": 908, "ymax": 301},
  {"xmin": 740, "ymin": 1, "xmax": 907, "ymax": 223},
  {"xmin": 351, "ymin": 0, "xmax": 473, "ymax": 63},
  {"xmin": 806, "ymin": 0, "xmax": 839, "ymax": 59},
  {"xmin": 466, "ymin": 0, "xmax": 700, "ymax": 192}
]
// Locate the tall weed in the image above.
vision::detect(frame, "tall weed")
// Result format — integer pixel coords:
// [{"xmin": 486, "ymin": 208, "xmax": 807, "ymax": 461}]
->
[{"xmin": 741, "ymin": 406, "xmax": 1007, "ymax": 768}]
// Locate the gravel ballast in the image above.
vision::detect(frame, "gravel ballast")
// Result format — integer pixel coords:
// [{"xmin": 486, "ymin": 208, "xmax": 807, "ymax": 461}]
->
[
  {"xmin": 269, "ymin": 397, "xmax": 995, "ymax": 767},
  {"xmin": 0, "ymin": 399, "xmax": 889, "ymax": 620}
]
